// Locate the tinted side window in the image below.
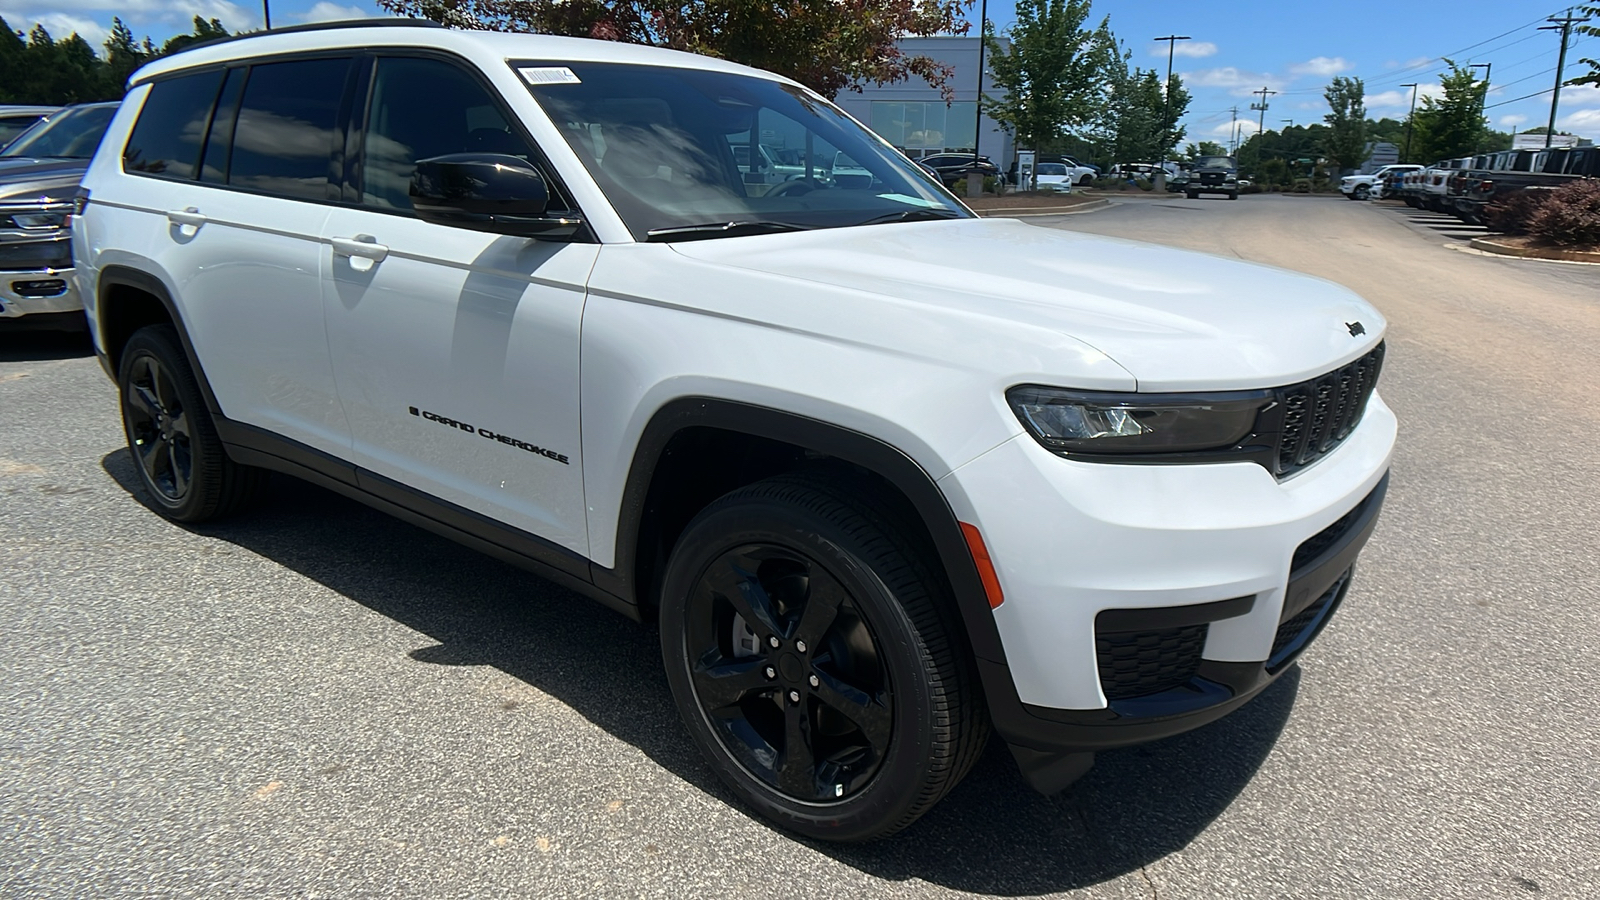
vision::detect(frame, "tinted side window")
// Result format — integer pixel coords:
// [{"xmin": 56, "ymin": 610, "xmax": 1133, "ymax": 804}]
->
[
  {"xmin": 360, "ymin": 56, "xmax": 536, "ymax": 211},
  {"xmin": 228, "ymin": 57, "xmax": 350, "ymax": 201},
  {"xmin": 200, "ymin": 68, "xmax": 246, "ymax": 184},
  {"xmin": 124, "ymin": 71, "xmax": 223, "ymax": 179}
]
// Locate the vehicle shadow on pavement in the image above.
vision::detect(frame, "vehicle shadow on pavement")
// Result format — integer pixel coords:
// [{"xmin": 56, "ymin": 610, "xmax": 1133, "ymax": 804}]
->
[
  {"xmin": 0, "ymin": 330, "xmax": 94, "ymax": 362},
  {"xmin": 102, "ymin": 453, "xmax": 1297, "ymax": 895}
]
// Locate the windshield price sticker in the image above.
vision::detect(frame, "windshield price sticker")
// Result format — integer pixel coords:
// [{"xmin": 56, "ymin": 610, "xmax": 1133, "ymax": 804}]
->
[{"xmin": 518, "ymin": 67, "xmax": 582, "ymax": 85}]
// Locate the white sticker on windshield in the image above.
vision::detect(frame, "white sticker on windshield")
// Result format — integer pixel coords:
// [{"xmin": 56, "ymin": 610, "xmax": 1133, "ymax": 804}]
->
[
  {"xmin": 876, "ymin": 193, "xmax": 943, "ymax": 208},
  {"xmin": 518, "ymin": 67, "xmax": 581, "ymax": 85}
]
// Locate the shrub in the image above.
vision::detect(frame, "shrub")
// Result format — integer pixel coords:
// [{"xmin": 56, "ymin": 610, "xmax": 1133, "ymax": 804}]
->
[
  {"xmin": 1484, "ymin": 188, "xmax": 1551, "ymax": 236},
  {"xmin": 1134, "ymin": 177, "xmax": 1153, "ymax": 191},
  {"xmin": 1528, "ymin": 179, "xmax": 1600, "ymax": 247}
]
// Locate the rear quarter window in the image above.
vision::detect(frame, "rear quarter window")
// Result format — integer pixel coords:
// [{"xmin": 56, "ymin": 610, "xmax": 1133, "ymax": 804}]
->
[{"xmin": 124, "ymin": 71, "xmax": 224, "ymax": 180}]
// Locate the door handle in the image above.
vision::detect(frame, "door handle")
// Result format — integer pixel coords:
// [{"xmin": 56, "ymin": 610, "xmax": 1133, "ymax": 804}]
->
[
  {"xmin": 330, "ymin": 235, "xmax": 389, "ymax": 262},
  {"xmin": 165, "ymin": 207, "xmax": 207, "ymax": 227}
]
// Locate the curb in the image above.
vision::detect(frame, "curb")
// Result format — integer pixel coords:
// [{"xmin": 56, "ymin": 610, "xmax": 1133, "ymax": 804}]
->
[
  {"xmin": 974, "ymin": 199, "xmax": 1111, "ymax": 217},
  {"xmin": 1469, "ymin": 237, "xmax": 1600, "ymax": 263}
]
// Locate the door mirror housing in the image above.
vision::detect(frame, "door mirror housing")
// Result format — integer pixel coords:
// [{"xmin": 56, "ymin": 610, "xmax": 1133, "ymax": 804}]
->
[{"xmin": 410, "ymin": 153, "xmax": 584, "ymax": 239}]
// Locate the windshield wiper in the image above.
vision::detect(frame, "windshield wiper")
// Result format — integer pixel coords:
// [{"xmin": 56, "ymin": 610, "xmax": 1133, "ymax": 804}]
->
[
  {"xmin": 853, "ymin": 209, "xmax": 965, "ymax": 227},
  {"xmin": 645, "ymin": 220, "xmax": 810, "ymax": 242}
]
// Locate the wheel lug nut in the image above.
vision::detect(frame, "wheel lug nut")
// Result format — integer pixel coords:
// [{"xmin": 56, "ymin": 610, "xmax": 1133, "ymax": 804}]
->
[
  {"xmin": 768, "ymin": 636, "xmax": 781, "ymax": 649},
  {"xmin": 765, "ymin": 666, "xmax": 776, "ymax": 679},
  {"xmin": 808, "ymin": 675, "xmax": 819, "ymax": 688},
  {"xmin": 788, "ymin": 690, "xmax": 800, "ymax": 703},
  {"xmin": 796, "ymin": 640, "xmax": 807, "ymax": 653}
]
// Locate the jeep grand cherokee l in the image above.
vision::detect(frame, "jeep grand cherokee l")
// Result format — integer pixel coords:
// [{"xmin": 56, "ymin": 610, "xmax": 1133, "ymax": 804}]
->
[{"xmin": 75, "ymin": 20, "xmax": 1395, "ymax": 841}]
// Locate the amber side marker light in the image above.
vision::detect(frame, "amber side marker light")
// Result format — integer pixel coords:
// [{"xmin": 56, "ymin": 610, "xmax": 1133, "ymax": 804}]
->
[{"xmin": 959, "ymin": 522, "xmax": 1005, "ymax": 609}]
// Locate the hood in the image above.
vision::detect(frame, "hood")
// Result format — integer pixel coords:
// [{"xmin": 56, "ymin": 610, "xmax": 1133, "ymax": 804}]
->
[
  {"xmin": 669, "ymin": 217, "xmax": 1384, "ymax": 391},
  {"xmin": 0, "ymin": 157, "xmax": 87, "ymax": 205}
]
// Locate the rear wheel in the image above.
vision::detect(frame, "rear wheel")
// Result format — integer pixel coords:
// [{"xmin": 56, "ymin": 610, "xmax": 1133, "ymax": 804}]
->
[
  {"xmin": 659, "ymin": 477, "xmax": 987, "ymax": 841},
  {"xmin": 1185, "ymin": 191, "xmax": 1199, "ymax": 200},
  {"xmin": 118, "ymin": 325, "xmax": 266, "ymax": 522},
  {"xmin": 1228, "ymin": 191, "xmax": 1239, "ymax": 200}
]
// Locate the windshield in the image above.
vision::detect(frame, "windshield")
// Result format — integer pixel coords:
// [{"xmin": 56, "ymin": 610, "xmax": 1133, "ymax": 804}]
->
[
  {"xmin": 1194, "ymin": 156, "xmax": 1236, "ymax": 169},
  {"xmin": 518, "ymin": 62, "xmax": 969, "ymax": 239},
  {"xmin": 1035, "ymin": 163, "xmax": 1068, "ymax": 176},
  {"xmin": 1, "ymin": 104, "xmax": 116, "ymax": 159}
]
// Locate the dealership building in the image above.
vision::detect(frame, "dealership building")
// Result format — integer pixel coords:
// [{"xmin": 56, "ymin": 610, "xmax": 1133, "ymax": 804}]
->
[{"xmin": 831, "ymin": 37, "xmax": 1014, "ymax": 166}]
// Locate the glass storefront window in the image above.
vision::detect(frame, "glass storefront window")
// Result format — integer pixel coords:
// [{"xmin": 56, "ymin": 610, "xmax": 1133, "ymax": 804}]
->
[{"xmin": 870, "ymin": 101, "xmax": 977, "ymax": 157}]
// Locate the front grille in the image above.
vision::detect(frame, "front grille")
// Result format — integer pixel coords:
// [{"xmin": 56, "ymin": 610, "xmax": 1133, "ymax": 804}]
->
[
  {"xmin": 1273, "ymin": 343, "xmax": 1384, "ymax": 477},
  {"xmin": 1268, "ymin": 570, "xmax": 1349, "ymax": 671},
  {"xmin": 1096, "ymin": 623, "xmax": 1208, "ymax": 700},
  {"xmin": 0, "ymin": 238, "xmax": 71, "ymax": 271}
]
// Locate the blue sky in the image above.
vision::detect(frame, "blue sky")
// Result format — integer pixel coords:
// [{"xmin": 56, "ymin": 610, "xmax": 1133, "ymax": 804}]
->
[{"xmin": 6, "ymin": 0, "xmax": 1597, "ymax": 141}]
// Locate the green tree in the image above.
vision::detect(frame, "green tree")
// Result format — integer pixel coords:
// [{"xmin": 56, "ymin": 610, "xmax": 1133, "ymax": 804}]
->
[
  {"xmin": 102, "ymin": 18, "xmax": 154, "ymax": 96},
  {"xmin": 1183, "ymin": 140, "xmax": 1226, "ymax": 161},
  {"xmin": 1409, "ymin": 60, "xmax": 1489, "ymax": 161},
  {"xmin": 162, "ymin": 17, "xmax": 230, "ymax": 55},
  {"xmin": 1321, "ymin": 76, "xmax": 1369, "ymax": 173},
  {"xmin": 981, "ymin": 0, "xmax": 1117, "ymax": 151},
  {"xmin": 381, "ymin": 0, "xmax": 971, "ymax": 98},
  {"xmin": 1096, "ymin": 57, "xmax": 1189, "ymax": 164},
  {"xmin": 1570, "ymin": 5, "xmax": 1599, "ymax": 87}
]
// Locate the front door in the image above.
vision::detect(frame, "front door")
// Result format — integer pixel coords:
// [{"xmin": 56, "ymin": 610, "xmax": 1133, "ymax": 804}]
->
[{"xmin": 320, "ymin": 54, "xmax": 595, "ymax": 556}]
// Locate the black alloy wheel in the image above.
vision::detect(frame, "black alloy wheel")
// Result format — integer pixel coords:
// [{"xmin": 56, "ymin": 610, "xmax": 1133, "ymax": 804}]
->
[
  {"xmin": 118, "ymin": 325, "xmax": 265, "ymax": 522},
  {"xmin": 683, "ymin": 543, "xmax": 893, "ymax": 803},
  {"xmin": 660, "ymin": 477, "xmax": 988, "ymax": 841},
  {"xmin": 123, "ymin": 351, "xmax": 194, "ymax": 503}
]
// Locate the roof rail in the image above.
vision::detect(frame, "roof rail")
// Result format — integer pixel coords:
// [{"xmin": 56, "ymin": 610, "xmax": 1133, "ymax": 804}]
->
[{"xmin": 159, "ymin": 17, "xmax": 448, "ymax": 60}]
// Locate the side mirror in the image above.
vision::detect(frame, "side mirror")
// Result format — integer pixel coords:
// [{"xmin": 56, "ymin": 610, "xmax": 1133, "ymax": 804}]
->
[{"xmin": 410, "ymin": 153, "xmax": 584, "ymax": 239}]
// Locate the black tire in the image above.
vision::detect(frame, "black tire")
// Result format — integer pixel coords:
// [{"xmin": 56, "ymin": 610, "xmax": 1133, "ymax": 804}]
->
[
  {"xmin": 659, "ymin": 476, "xmax": 988, "ymax": 841},
  {"xmin": 1185, "ymin": 191, "xmax": 1199, "ymax": 200},
  {"xmin": 1078, "ymin": 174, "xmax": 1093, "ymax": 186},
  {"xmin": 118, "ymin": 325, "xmax": 266, "ymax": 522},
  {"xmin": 1228, "ymin": 191, "xmax": 1239, "ymax": 200},
  {"xmin": 1353, "ymin": 184, "xmax": 1370, "ymax": 201}
]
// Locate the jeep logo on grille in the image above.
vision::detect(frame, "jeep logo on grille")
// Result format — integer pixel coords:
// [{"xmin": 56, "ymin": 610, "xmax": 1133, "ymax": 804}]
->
[{"xmin": 1346, "ymin": 321, "xmax": 1366, "ymax": 337}]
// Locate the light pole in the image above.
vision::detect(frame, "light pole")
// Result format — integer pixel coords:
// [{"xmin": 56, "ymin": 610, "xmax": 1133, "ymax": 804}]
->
[
  {"xmin": 971, "ymin": 0, "xmax": 989, "ymax": 194},
  {"xmin": 1469, "ymin": 63, "xmax": 1491, "ymax": 152},
  {"xmin": 1400, "ymin": 83, "xmax": 1419, "ymax": 162},
  {"xmin": 263, "ymin": 0, "xmax": 272, "ymax": 29},
  {"xmin": 1153, "ymin": 35, "xmax": 1191, "ymax": 189}
]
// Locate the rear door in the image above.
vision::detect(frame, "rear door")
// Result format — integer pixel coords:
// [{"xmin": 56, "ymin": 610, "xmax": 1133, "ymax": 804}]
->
[
  {"xmin": 113, "ymin": 59, "xmax": 355, "ymax": 457},
  {"xmin": 320, "ymin": 53, "xmax": 596, "ymax": 556}
]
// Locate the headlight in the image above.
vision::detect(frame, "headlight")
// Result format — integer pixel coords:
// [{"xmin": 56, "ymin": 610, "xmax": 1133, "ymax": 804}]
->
[
  {"xmin": 1006, "ymin": 385, "xmax": 1273, "ymax": 455},
  {"xmin": 12, "ymin": 212, "xmax": 68, "ymax": 229}
]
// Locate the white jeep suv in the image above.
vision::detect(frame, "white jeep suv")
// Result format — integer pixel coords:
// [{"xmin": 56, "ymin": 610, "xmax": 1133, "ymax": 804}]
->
[{"xmin": 75, "ymin": 21, "xmax": 1396, "ymax": 841}]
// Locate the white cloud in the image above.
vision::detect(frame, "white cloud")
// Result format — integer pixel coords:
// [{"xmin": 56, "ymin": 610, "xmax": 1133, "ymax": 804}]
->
[
  {"xmin": 300, "ymin": 2, "xmax": 369, "ymax": 23},
  {"xmin": 1182, "ymin": 67, "xmax": 1286, "ymax": 96},
  {"xmin": 1498, "ymin": 114, "xmax": 1528, "ymax": 128},
  {"xmin": 1558, "ymin": 108, "xmax": 1600, "ymax": 136},
  {"xmin": 0, "ymin": 9, "xmax": 109, "ymax": 45},
  {"xmin": 1560, "ymin": 83, "xmax": 1600, "ymax": 107},
  {"xmin": 7, "ymin": 0, "xmax": 257, "ymax": 36},
  {"xmin": 1290, "ymin": 56, "xmax": 1352, "ymax": 78},
  {"xmin": 1210, "ymin": 119, "xmax": 1261, "ymax": 137},
  {"xmin": 1149, "ymin": 40, "xmax": 1218, "ymax": 59},
  {"xmin": 1367, "ymin": 85, "xmax": 1443, "ymax": 110}
]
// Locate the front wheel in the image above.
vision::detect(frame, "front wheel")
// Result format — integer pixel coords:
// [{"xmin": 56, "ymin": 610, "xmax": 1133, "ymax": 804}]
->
[
  {"xmin": 1228, "ymin": 191, "xmax": 1239, "ymax": 200},
  {"xmin": 118, "ymin": 325, "xmax": 266, "ymax": 521},
  {"xmin": 1353, "ymin": 184, "xmax": 1371, "ymax": 201},
  {"xmin": 659, "ymin": 477, "xmax": 987, "ymax": 841}
]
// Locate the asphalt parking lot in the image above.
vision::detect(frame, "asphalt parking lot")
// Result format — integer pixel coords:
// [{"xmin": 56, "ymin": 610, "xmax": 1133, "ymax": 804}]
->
[{"xmin": 3, "ymin": 194, "xmax": 1598, "ymax": 898}]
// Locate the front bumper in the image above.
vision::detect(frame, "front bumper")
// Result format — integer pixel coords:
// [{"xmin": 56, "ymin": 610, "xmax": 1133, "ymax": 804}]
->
[
  {"xmin": 0, "ymin": 266, "xmax": 81, "ymax": 319},
  {"xmin": 939, "ymin": 393, "xmax": 1396, "ymax": 768}
]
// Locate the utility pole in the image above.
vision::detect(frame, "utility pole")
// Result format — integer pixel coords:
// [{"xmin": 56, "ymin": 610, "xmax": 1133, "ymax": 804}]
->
[
  {"xmin": 263, "ymin": 0, "xmax": 272, "ymax": 29},
  {"xmin": 1400, "ymin": 82, "xmax": 1419, "ymax": 161},
  {"xmin": 1228, "ymin": 106, "xmax": 1239, "ymax": 154},
  {"xmin": 1540, "ymin": 9, "xmax": 1592, "ymax": 149},
  {"xmin": 1282, "ymin": 119, "xmax": 1295, "ymax": 129},
  {"xmin": 1153, "ymin": 35, "xmax": 1191, "ymax": 190},
  {"xmin": 1470, "ymin": 62, "xmax": 1492, "ymax": 153},
  {"xmin": 1251, "ymin": 86, "xmax": 1276, "ymax": 154}
]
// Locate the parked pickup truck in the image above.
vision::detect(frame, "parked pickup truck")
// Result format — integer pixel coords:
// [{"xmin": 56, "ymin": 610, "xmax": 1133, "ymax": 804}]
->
[
  {"xmin": 1451, "ymin": 146, "xmax": 1600, "ymax": 224},
  {"xmin": 1399, "ymin": 158, "xmax": 1472, "ymax": 212},
  {"xmin": 1341, "ymin": 165, "xmax": 1421, "ymax": 201}
]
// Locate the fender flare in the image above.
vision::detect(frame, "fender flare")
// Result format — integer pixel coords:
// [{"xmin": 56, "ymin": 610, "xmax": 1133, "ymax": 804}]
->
[{"xmin": 97, "ymin": 264, "xmax": 224, "ymax": 416}]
